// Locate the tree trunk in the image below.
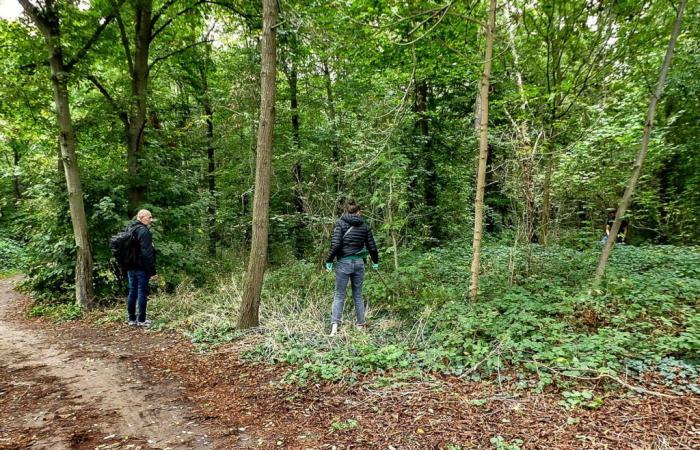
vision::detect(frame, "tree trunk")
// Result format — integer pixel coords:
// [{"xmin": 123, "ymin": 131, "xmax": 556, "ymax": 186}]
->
[
  {"xmin": 468, "ymin": 0, "xmax": 496, "ymax": 302},
  {"xmin": 540, "ymin": 145, "xmax": 554, "ymax": 245},
  {"xmin": 204, "ymin": 97, "xmax": 217, "ymax": 257},
  {"xmin": 127, "ymin": 0, "xmax": 153, "ymax": 213},
  {"xmin": 19, "ymin": 0, "xmax": 95, "ymax": 308},
  {"xmin": 596, "ymin": 0, "xmax": 686, "ymax": 280},
  {"xmin": 322, "ymin": 61, "xmax": 341, "ymax": 198},
  {"xmin": 505, "ymin": 4, "xmax": 536, "ymax": 245},
  {"xmin": 287, "ymin": 59, "xmax": 306, "ymax": 260},
  {"xmin": 11, "ymin": 141, "xmax": 21, "ymax": 203},
  {"xmin": 414, "ymin": 80, "xmax": 439, "ymax": 244},
  {"xmin": 238, "ymin": 0, "xmax": 278, "ymax": 329}
]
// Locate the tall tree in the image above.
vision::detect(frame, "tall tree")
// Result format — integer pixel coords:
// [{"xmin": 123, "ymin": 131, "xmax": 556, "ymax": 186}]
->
[
  {"xmin": 88, "ymin": 0, "xmax": 220, "ymax": 213},
  {"xmin": 18, "ymin": 0, "xmax": 118, "ymax": 308},
  {"xmin": 595, "ymin": 0, "xmax": 687, "ymax": 280},
  {"xmin": 468, "ymin": 0, "xmax": 496, "ymax": 302},
  {"xmin": 238, "ymin": 0, "xmax": 278, "ymax": 329},
  {"xmin": 281, "ymin": 33, "xmax": 306, "ymax": 259}
]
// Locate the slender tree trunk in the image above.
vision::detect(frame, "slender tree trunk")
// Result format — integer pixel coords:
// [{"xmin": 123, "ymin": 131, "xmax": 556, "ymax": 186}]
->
[
  {"xmin": 388, "ymin": 176, "xmax": 399, "ymax": 270},
  {"xmin": 126, "ymin": 0, "xmax": 153, "ymax": 213},
  {"xmin": 540, "ymin": 144, "xmax": 554, "ymax": 245},
  {"xmin": 204, "ymin": 97, "xmax": 217, "ymax": 257},
  {"xmin": 596, "ymin": 0, "xmax": 686, "ymax": 280},
  {"xmin": 414, "ymin": 80, "xmax": 439, "ymax": 244},
  {"xmin": 19, "ymin": 0, "xmax": 95, "ymax": 308},
  {"xmin": 322, "ymin": 61, "xmax": 341, "ymax": 198},
  {"xmin": 287, "ymin": 59, "xmax": 306, "ymax": 260},
  {"xmin": 468, "ymin": 0, "xmax": 496, "ymax": 302},
  {"xmin": 11, "ymin": 142, "xmax": 21, "ymax": 203},
  {"xmin": 505, "ymin": 4, "xmax": 536, "ymax": 244},
  {"xmin": 238, "ymin": 0, "xmax": 278, "ymax": 329}
]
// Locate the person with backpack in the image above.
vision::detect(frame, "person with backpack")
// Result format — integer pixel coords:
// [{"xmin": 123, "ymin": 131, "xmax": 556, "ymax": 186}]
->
[
  {"xmin": 123, "ymin": 209, "xmax": 157, "ymax": 327},
  {"xmin": 325, "ymin": 199, "xmax": 379, "ymax": 336}
]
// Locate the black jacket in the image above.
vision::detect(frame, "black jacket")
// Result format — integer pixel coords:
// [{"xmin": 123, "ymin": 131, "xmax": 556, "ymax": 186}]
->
[
  {"xmin": 125, "ymin": 220, "xmax": 156, "ymax": 276},
  {"xmin": 325, "ymin": 213, "xmax": 379, "ymax": 263}
]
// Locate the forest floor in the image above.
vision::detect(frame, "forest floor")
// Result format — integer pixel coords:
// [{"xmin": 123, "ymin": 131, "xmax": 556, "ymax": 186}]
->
[{"xmin": 0, "ymin": 276, "xmax": 698, "ymax": 450}]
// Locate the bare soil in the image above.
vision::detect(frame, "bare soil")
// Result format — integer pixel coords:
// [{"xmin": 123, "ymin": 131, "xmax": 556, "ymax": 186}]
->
[{"xmin": 1, "ymin": 276, "xmax": 698, "ymax": 449}]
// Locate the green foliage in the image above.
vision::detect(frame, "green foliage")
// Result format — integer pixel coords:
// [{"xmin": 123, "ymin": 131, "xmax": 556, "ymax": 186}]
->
[
  {"xmin": 559, "ymin": 390, "xmax": 604, "ymax": 410},
  {"xmin": 242, "ymin": 243, "xmax": 700, "ymax": 385},
  {"xmin": 329, "ymin": 418, "xmax": 358, "ymax": 433},
  {"xmin": 28, "ymin": 302, "xmax": 82, "ymax": 321},
  {"xmin": 490, "ymin": 436, "xmax": 523, "ymax": 450},
  {"xmin": 0, "ymin": 235, "xmax": 24, "ymax": 274}
]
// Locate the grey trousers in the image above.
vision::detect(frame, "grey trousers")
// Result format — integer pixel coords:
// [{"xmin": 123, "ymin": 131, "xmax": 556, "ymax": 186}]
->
[{"xmin": 331, "ymin": 259, "xmax": 366, "ymax": 325}]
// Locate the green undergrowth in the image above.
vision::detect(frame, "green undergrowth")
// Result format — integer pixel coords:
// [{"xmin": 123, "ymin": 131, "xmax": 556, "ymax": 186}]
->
[
  {"xmin": 0, "ymin": 235, "xmax": 24, "ymax": 276},
  {"xmin": 102, "ymin": 243, "xmax": 700, "ymax": 391},
  {"xmin": 28, "ymin": 302, "xmax": 82, "ymax": 321}
]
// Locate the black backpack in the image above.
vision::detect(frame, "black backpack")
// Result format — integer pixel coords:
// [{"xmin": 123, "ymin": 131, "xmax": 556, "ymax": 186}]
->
[{"xmin": 109, "ymin": 224, "xmax": 139, "ymax": 267}]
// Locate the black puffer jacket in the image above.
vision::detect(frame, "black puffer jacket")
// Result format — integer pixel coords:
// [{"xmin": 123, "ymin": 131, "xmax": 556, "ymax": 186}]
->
[
  {"xmin": 125, "ymin": 220, "xmax": 156, "ymax": 276},
  {"xmin": 325, "ymin": 213, "xmax": 379, "ymax": 263}
]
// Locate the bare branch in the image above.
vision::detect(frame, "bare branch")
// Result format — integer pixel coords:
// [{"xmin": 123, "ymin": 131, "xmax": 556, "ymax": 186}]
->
[
  {"xmin": 150, "ymin": 0, "xmax": 206, "ymax": 42},
  {"xmin": 66, "ymin": 0, "xmax": 126, "ymax": 71},
  {"xmin": 86, "ymin": 74, "xmax": 130, "ymax": 126},
  {"xmin": 116, "ymin": 10, "xmax": 134, "ymax": 75},
  {"xmin": 151, "ymin": 0, "xmax": 179, "ymax": 28},
  {"xmin": 148, "ymin": 39, "xmax": 213, "ymax": 71},
  {"xmin": 17, "ymin": 0, "xmax": 51, "ymax": 36},
  {"xmin": 150, "ymin": 0, "xmax": 250, "ymax": 43}
]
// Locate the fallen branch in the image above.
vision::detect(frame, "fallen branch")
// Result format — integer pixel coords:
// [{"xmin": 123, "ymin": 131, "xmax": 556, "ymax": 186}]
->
[{"xmin": 531, "ymin": 360, "xmax": 679, "ymax": 399}]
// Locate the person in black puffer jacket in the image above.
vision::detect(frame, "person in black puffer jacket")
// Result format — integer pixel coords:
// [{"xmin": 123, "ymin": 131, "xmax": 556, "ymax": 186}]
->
[
  {"xmin": 325, "ymin": 198, "xmax": 379, "ymax": 335},
  {"xmin": 124, "ymin": 209, "xmax": 158, "ymax": 327}
]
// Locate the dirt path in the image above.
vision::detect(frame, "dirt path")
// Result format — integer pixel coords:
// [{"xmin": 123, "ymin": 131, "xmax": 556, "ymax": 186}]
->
[{"xmin": 0, "ymin": 277, "xmax": 215, "ymax": 450}]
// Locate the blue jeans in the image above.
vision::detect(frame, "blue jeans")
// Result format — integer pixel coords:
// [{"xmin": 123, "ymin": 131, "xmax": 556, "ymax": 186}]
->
[
  {"xmin": 127, "ymin": 270, "xmax": 149, "ymax": 322},
  {"xmin": 331, "ymin": 259, "xmax": 366, "ymax": 325}
]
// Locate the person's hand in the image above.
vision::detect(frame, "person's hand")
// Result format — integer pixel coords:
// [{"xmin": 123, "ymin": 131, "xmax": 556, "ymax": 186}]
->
[
  {"xmin": 325, "ymin": 262, "xmax": 333, "ymax": 272},
  {"xmin": 372, "ymin": 263, "xmax": 379, "ymax": 271}
]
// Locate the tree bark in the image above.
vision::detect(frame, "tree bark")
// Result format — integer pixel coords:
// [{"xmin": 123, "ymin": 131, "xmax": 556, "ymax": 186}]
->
[
  {"xmin": 468, "ymin": 0, "xmax": 496, "ymax": 302},
  {"xmin": 238, "ymin": 0, "xmax": 278, "ymax": 329},
  {"xmin": 286, "ymin": 56, "xmax": 306, "ymax": 260},
  {"xmin": 322, "ymin": 61, "xmax": 341, "ymax": 198},
  {"xmin": 414, "ymin": 80, "xmax": 439, "ymax": 244},
  {"xmin": 19, "ymin": 0, "xmax": 95, "ymax": 308},
  {"xmin": 595, "ymin": 0, "xmax": 686, "ymax": 280},
  {"xmin": 204, "ymin": 91, "xmax": 217, "ymax": 257},
  {"xmin": 10, "ymin": 141, "xmax": 21, "ymax": 203},
  {"xmin": 126, "ymin": 0, "xmax": 153, "ymax": 213}
]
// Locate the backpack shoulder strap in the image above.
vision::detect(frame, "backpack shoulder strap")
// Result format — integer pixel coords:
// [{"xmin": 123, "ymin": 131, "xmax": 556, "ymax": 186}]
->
[{"xmin": 342, "ymin": 226, "xmax": 354, "ymax": 240}]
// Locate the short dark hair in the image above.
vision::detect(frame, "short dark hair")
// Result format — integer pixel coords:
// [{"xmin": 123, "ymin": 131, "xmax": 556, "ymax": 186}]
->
[{"xmin": 345, "ymin": 198, "xmax": 360, "ymax": 214}]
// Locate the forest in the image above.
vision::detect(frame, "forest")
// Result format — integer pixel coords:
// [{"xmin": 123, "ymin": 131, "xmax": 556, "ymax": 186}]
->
[{"xmin": 0, "ymin": 0, "xmax": 699, "ymax": 447}]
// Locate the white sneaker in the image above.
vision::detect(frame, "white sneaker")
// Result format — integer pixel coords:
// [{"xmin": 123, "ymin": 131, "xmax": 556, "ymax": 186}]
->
[
  {"xmin": 137, "ymin": 320, "xmax": 152, "ymax": 328},
  {"xmin": 330, "ymin": 323, "xmax": 338, "ymax": 336}
]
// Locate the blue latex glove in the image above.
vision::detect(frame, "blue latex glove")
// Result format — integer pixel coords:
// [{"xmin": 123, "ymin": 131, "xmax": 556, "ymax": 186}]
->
[
  {"xmin": 372, "ymin": 263, "xmax": 379, "ymax": 271},
  {"xmin": 325, "ymin": 262, "xmax": 333, "ymax": 272}
]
